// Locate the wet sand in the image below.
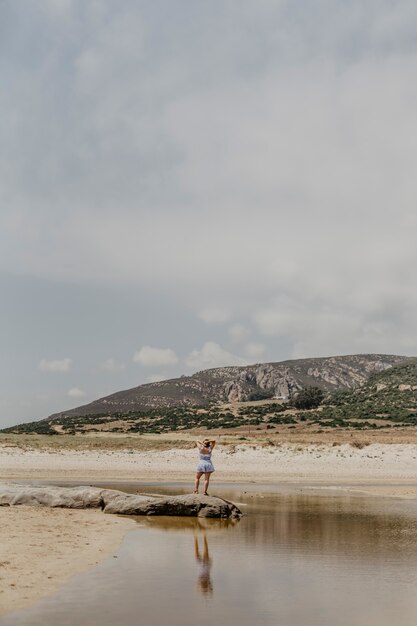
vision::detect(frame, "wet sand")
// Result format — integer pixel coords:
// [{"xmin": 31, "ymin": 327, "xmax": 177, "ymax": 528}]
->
[{"xmin": 0, "ymin": 506, "xmax": 132, "ymax": 616}]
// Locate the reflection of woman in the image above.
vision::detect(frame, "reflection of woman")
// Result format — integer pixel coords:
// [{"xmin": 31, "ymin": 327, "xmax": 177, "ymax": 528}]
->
[
  {"xmin": 194, "ymin": 536, "xmax": 213, "ymax": 595},
  {"xmin": 194, "ymin": 439, "xmax": 216, "ymax": 496}
]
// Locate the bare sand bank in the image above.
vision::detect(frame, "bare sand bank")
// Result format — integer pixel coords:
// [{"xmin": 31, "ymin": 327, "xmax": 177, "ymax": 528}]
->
[
  {"xmin": 1, "ymin": 442, "xmax": 417, "ymax": 487},
  {"xmin": 0, "ymin": 506, "xmax": 132, "ymax": 617}
]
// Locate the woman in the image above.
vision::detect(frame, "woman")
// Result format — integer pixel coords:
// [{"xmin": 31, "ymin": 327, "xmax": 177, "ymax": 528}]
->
[
  {"xmin": 194, "ymin": 535, "xmax": 213, "ymax": 595},
  {"xmin": 194, "ymin": 438, "xmax": 216, "ymax": 496}
]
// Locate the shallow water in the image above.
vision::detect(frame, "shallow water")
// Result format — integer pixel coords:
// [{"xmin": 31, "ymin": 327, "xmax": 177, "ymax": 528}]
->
[{"xmin": 4, "ymin": 483, "xmax": 417, "ymax": 626}]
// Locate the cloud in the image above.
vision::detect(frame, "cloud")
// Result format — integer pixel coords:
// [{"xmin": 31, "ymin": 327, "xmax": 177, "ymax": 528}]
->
[
  {"xmin": 3, "ymin": 1, "xmax": 417, "ymax": 428},
  {"xmin": 253, "ymin": 290, "xmax": 417, "ymax": 359},
  {"xmin": 3, "ymin": 2, "xmax": 417, "ymax": 325},
  {"xmin": 43, "ymin": 0, "xmax": 73, "ymax": 19},
  {"xmin": 146, "ymin": 374, "xmax": 168, "ymax": 383},
  {"xmin": 133, "ymin": 346, "xmax": 179, "ymax": 367},
  {"xmin": 185, "ymin": 342, "xmax": 245, "ymax": 371},
  {"xmin": 198, "ymin": 308, "xmax": 232, "ymax": 325},
  {"xmin": 244, "ymin": 342, "xmax": 266, "ymax": 361},
  {"xmin": 98, "ymin": 357, "xmax": 125, "ymax": 372},
  {"xmin": 229, "ymin": 323, "xmax": 251, "ymax": 343},
  {"xmin": 67, "ymin": 387, "xmax": 86, "ymax": 398},
  {"xmin": 38, "ymin": 358, "xmax": 72, "ymax": 372}
]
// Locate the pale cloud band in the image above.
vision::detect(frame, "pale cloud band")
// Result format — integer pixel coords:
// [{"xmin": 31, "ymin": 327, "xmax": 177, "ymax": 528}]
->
[
  {"xmin": 135, "ymin": 341, "xmax": 264, "ymax": 378},
  {"xmin": 98, "ymin": 358, "xmax": 125, "ymax": 372},
  {"xmin": 67, "ymin": 387, "xmax": 86, "ymax": 398},
  {"xmin": 38, "ymin": 358, "xmax": 72, "ymax": 373},
  {"xmin": 229, "ymin": 324, "xmax": 251, "ymax": 343},
  {"xmin": 198, "ymin": 308, "xmax": 233, "ymax": 325},
  {"xmin": 185, "ymin": 341, "xmax": 245, "ymax": 370},
  {"xmin": 244, "ymin": 342, "xmax": 266, "ymax": 361},
  {"xmin": 146, "ymin": 374, "xmax": 168, "ymax": 384},
  {"xmin": 133, "ymin": 346, "xmax": 179, "ymax": 368}
]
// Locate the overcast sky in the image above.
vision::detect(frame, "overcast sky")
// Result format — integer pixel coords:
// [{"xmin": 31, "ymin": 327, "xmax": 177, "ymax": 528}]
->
[{"xmin": 1, "ymin": 0, "xmax": 417, "ymax": 427}]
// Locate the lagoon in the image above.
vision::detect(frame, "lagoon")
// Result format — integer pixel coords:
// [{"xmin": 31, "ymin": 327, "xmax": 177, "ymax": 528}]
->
[{"xmin": 3, "ymin": 483, "xmax": 417, "ymax": 626}]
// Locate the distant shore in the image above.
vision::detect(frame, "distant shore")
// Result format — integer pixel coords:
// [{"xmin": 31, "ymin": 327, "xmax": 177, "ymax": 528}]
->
[
  {"xmin": 3, "ymin": 435, "xmax": 417, "ymax": 617},
  {"xmin": 2, "ymin": 435, "xmax": 417, "ymax": 496}
]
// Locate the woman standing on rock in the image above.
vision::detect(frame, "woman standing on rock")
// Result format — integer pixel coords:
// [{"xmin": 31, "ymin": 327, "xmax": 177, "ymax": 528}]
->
[{"xmin": 194, "ymin": 438, "xmax": 216, "ymax": 496}]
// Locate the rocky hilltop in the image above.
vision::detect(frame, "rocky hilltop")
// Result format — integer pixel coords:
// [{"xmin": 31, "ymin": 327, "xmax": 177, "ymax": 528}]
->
[{"xmin": 48, "ymin": 354, "xmax": 406, "ymax": 420}]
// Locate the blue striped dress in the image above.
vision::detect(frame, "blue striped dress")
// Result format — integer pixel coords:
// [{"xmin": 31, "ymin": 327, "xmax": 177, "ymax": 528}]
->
[{"xmin": 196, "ymin": 447, "xmax": 215, "ymax": 473}]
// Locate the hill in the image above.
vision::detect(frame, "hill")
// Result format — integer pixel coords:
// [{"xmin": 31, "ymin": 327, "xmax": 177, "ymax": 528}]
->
[
  {"xmin": 49, "ymin": 353, "xmax": 407, "ymax": 418},
  {"xmin": 2, "ymin": 354, "xmax": 409, "ymax": 435},
  {"xmin": 316, "ymin": 359, "xmax": 417, "ymax": 428}
]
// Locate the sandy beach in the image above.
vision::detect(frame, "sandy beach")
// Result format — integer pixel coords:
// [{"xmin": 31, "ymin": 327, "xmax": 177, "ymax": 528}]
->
[
  {"xmin": 2, "ymin": 439, "xmax": 417, "ymax": 617},
  {"xmin": 0, "ymin": 505, "xmax": 132, "ymax": 617},
  {"xmin": 2, "ymin": 441, "xmax": 417, "ymax": 489}
]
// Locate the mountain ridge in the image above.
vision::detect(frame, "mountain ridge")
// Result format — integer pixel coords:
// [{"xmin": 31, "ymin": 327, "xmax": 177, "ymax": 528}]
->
[{"xmin": 47, "ymin": 353, "xmax": 408, "ymax": 421}]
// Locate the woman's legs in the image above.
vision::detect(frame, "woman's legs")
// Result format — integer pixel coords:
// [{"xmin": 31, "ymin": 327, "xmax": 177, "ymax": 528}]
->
[
  {"xmin": 194, "ymin": 472, "xmax": 203, "ymax": 493},
  {"xmin": 203, "ymin": 472, "xmax": 211, "ymax": 495}
]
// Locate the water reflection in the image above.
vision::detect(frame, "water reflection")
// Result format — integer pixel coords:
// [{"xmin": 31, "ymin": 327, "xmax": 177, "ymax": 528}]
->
[
  {"xmin": 140, "ymin": 515, "xmax": 240, "ymax": 533},
  {"xmin": 4, "ymin": 486, "xmax": 417, "ymax": 626},
  {"xmin": 194, "ymin": 536, "xmax": 213, "ymax": 596}
]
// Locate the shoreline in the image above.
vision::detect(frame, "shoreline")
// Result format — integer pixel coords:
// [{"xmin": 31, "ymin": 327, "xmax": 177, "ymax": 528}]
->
[
  {"xmin": 2, "ymin": 442, "xmax": 417, "ymax": 485},
  {"xmin": 2, "ymin": 441, "xmax": 417, "ymax": 617},
  {"xmin": 0, "ymin": 506, "xmax": 133, "ymax": 617}
]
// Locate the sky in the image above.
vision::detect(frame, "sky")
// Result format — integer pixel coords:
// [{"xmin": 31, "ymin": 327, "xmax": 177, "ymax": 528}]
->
[{"xmin": 1, "ymin": 0, "xmax": 417, "ymax": 427}]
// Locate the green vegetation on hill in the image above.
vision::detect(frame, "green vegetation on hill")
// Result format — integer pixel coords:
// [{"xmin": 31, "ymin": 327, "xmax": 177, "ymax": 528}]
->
[
  {"xmin": 291, "ymin": 386, "xmax": 325, "ymax": 410},
  {"xmin": 3, "ymin": 359, "xmax": 417, "ymax": 436},
  {"xmin": 314, "ymin": 360, "xmax": 417, "ymax": 428},
  {"xmin": 1, "ymin": 402, "xmax": 291, "ymax": 435},
  {"xmin": 41, "ymin": 354, "xmax": 408, "ymax": 422}
]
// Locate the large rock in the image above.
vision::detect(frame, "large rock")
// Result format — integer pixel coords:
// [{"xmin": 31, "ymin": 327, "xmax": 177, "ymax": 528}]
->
[
  {"xmin": 0, "ymin": 484, "xmax": 122, "ymax": 509},
  {"xmin": 0, "ymin": 484, "xmax": 241, "ymax": 519},
  {"xmin": 103, "ymin": 493, "xmax": 241, "ymax": 518}
]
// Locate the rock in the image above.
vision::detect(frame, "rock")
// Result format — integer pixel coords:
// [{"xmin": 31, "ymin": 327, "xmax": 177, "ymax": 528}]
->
[
  {"xmin": 0, "ymin": 484, "xmax": 120, "ymax": 509},
  {"xmin": 103, "ymin": 493, "xmax": 242, "ymax": 518},
  {"xmin": 101, "ymin": 493, "xmax": 155, "ymax": 513},
  {"xmin": 224, "ymin": 381, "xmax": 246, "ymax": 402},
  {"xmin": 0, "ymin": 484, "xmax": 242, "ymax": 519},
  {"xmin": 255, "ymin": 365, "xmax": 301, "ymax": 400}
]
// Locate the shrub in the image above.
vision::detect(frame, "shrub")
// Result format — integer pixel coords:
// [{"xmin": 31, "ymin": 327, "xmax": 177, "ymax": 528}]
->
[
  {"xmin": 291, "ymin": 386, "xmax": 325, "ymax": 410},
  {"xmin": 247, "ymin": 389, "xmax": 274, "ymax": 401},
  {"xmin": 325, "ymin": 390, "xmax": 352, "ymax": 406}
]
